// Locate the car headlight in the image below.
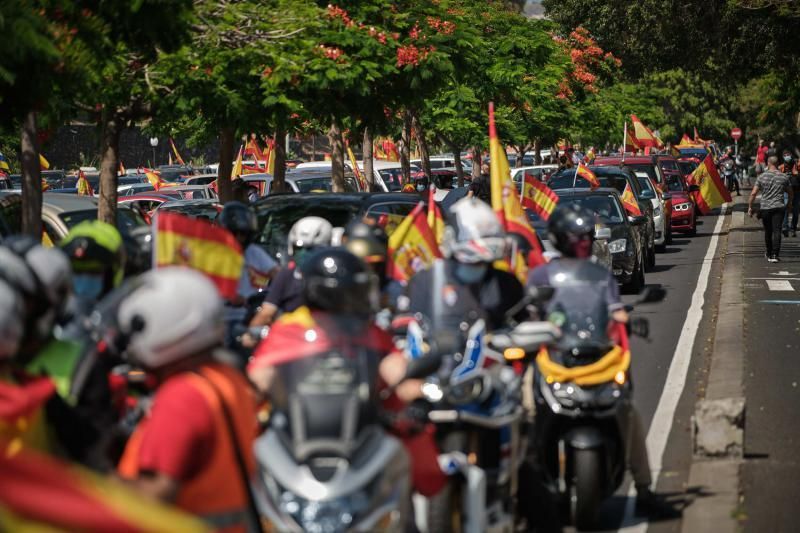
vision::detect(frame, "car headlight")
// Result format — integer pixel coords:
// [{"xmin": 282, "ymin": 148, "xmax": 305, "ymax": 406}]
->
[
  {"xmin": 653, "ymin": 205, "xmax": 662, "ymax": 217},
  {"xmin": 608, "ymin": 238, "xmax": 627, "ymax": 254},
  {"xmin": 674, "ymin": 202, "xmax": 692, "ymax": 212}
]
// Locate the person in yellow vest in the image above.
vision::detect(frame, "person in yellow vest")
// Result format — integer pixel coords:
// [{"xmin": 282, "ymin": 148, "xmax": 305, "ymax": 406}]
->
[{"xmin": 115, "ymin": 267, "xmax": 259, "ymax": 532}]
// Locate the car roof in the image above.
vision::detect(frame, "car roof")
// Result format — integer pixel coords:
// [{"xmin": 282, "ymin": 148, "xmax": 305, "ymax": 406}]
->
[
  {"xmin": 256, "ymin": 191, "xmax": 419, "ymax": 208},
  {"xmin": 360, "ymin": 160, "xmax": 403, "ymax": 170},
  {"xmin": 168, "ymin": 184, "xmax": 209, "ymax": 190},
  {"xmin": 555, "ymin": 187, "xmax": 621, "ymax": 198},
  {"xmin": 160, "ymin": 198, "xmax": 221, "ymax": 207},
  {"xmin": 123, "ymin": 194, "xmax": 176, "ymax": 201},
  {"xmin": 42, "ymin": 193, "xmax": 98, "ymax": 213},
  {"xmin": 595, "ymin": 156, "xmax": 655, "ymax": 165}
]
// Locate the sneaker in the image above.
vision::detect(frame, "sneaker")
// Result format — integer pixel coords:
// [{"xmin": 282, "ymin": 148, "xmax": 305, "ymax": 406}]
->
[{"xmin": 769, "ymin": 256, "xmax": 779, "ymax": 263}]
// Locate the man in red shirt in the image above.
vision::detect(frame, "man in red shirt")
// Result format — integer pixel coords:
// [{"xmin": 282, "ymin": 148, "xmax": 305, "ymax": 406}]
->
[
  {"xmin": 756, "ymin": 139, "xmax": 769, "ymax": 175},
  {"xmin": 116, "ymin": 267, "xmax": 258, "ymax": 532}
]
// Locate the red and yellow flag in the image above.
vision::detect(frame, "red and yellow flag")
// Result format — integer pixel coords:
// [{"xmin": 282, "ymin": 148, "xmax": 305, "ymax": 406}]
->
[
  {"xmin": 169, "ymin": 138, "xmax": 186, "ymax": 166},
  {"xmin": 144, "ymin": 169, "xmax": 165, "ymax": 191},
  {"xmin": 39, "ymin": 154, "xmax": 49, "ymax": 171},
  {"xmin": 76, "ymin": 171, "xmax": 94, "ymax": 196},
  {"xmin": 621, "ymin": 182, "xmax": 642, "ymax": 216},
  {"xmin": 488, "ymin": 102, "xmax": 545, "ymax": 268},
  {"xmin": 387, "ymin": 202, "xmax": 442, "ymax": 282},
  {"xmin": 244, "ymin": 136, "xmax": 264, "ymax": 161},
  {"xmin": 346, "ymin": 142, "xmax": 368, "ymax": 192},
  {"xmin": 427, "ymin": 186, "xmax": 445, "ymax": 244},
  {"xmin": 0, "ymin": 441, "xmax": 208, "ymax": 532},
  {"xmin": 232, "ymin": 145, "xmax": 243, "ymax": 178},
  {"xmin": 690, "ymin": 154, "xmax": 731, "ymax": 215},
  {"xmin": 521, "ymin": 174, "xmax": 559, "ymax": 221},
  {"xmin": 154, "ymin": 212, "xmax": 244, "ymax": 299},
  {"xmin": 266, "ymin": 139, "xmax": 276, "ymax": 174},
  {"xmin": 576, "ymin": 162, "xmax": 600, "ymax": 189},
  {"xmin": 630, "ymin": 114, "xmax": 664, "ymax": 149}
]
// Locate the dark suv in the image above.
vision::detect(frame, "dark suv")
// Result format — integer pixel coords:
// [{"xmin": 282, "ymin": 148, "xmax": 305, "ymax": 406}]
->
[{"xmin": 549, "ymin": 165, "xmax": 657, "ymax": 271}]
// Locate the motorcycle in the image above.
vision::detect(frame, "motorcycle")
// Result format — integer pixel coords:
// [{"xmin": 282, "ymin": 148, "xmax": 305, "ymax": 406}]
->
[
  {"xmin": 404, "ymin": 311, "xmax": 559, "ymax": 533},
  {"xmin": 252, "ymin": 329, "xmax": 421, "ymax": 532},
  {"xmin": 530, "ymin": 287, "xmax": 664, "ymax": 530},
  {"xmin": 721, "ymin": 159, "xmax": 738, "ymax": 193}
]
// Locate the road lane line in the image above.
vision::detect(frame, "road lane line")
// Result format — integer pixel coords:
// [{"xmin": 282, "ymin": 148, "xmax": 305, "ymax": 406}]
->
[
  {"xmin": 766, "ymin": 280, "xmax": 794, "ymax": 291},
  {"xmin": 620, "ymin": 205, "xmax": 728, "ymax": 531}
]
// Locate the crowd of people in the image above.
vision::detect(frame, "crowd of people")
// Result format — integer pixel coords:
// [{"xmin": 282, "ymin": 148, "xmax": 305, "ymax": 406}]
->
[{"xmin": 0, "ymin": 178, "xmax": 679, "ymax": 529}]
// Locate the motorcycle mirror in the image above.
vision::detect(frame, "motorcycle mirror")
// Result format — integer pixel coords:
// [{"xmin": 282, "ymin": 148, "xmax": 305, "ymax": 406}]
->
[
  {"xmin": 404, "ymin": 352, "xmax": 442, "ymax": 381},
  {"xmin": 637, "ymin": 285, "xmax": 666, "ymax": 304}
]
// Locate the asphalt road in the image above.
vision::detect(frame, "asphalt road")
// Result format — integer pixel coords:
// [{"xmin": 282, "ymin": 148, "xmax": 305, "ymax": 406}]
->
[
  {"xmin": 554, "ymin": 206, "xmax": 731, "ymax": 532},
  {"xmin": 740, "ymin": 206, "xmax": 800, "ymax": 532}
]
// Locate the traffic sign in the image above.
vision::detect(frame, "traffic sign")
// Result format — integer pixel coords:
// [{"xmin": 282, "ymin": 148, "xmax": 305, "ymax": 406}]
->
[{"xmin": 731, "ymin": 128, "xmax": 742, "ymax": 140}]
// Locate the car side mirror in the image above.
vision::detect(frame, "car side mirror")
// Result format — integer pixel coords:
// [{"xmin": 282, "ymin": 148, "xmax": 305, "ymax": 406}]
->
[
  {"xmin": 662, "ymin": 192, "xmax": 672, "ymax": 201},
  {"xmin": 640, "ymin": 190, "xmax": 655, "ymax": 200},
  {"xmin": 688, "ymin": 184, "xmax": 700, "ymax": 192},
  {"xmin": 594, "ymin": 226, "xmax": 612, "ymax": 240},
  {"xmin": 628, "ymin": 215, "xmax": 647, "ymax": 226}
]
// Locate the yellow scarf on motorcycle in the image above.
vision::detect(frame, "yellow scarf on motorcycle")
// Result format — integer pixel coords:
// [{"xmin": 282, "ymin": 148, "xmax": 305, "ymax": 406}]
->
[{"xmin": 536, "ymin": 346, "xmax": 631, "ymax": 386}]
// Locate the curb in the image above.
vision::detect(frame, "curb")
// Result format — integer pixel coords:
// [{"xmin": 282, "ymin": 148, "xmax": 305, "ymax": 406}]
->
[{"xmin": 681, "ymin": 195, "xmax": 748, "ymax": 533}]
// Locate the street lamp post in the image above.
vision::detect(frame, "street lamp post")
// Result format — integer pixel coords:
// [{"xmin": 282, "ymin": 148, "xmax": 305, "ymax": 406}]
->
[{"xmin": 150, "ymin": 137, "xmax": 159, "ymax": 167}]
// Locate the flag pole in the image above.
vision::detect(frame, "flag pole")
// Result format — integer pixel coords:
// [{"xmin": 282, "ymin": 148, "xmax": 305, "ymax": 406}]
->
[
  {"xmin": 622, "ymin": 122, "xmax": 627, "ymax": 164},
  {"xmin": 573, "ymin": 162, "xmax": 578, "ymax": 188}
]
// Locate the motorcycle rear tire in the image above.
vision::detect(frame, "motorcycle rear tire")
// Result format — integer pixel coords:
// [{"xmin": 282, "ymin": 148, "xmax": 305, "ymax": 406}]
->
[
  {"xmin": 427, "ymin": 478, "xmax": 463, "ymax": 533},
  {"xmin": 571, "ymin": 449, "xmax": 602, "ymax": 531}
]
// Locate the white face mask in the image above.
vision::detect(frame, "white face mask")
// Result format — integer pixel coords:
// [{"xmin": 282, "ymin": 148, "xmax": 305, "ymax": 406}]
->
[
  {"xmin": 784, "ymin": 156, "xmax": 792, "ymax": 163},
  {"xmin": 455, "ymin": 263, "xmax": 489, "ymax": 284}
]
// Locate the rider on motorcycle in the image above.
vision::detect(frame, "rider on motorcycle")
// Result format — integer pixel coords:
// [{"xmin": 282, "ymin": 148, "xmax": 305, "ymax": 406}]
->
[
  {"xmin": 247, "ymin": 248, "xmax": 447, "ymax": 498},
  {"xmin": 527, "ymin": 204, "xmax": 667, "ymax": 516},
  {"xmin": 404, "ymin": 196, "xmax": 526, "ymax": 331}
]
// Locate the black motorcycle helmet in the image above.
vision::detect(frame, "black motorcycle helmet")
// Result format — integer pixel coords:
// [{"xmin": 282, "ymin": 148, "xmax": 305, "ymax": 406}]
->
[
  {"xmin": 219, "ymin": 201, "xmax": 258, "ymax": 246},
  {"xmin": 548, "ymin": 204, "xmax": 595, "ymax": 258},
  {"xmin": 301, "ymin": 248, "xmax": 376, "ymax": 316}
]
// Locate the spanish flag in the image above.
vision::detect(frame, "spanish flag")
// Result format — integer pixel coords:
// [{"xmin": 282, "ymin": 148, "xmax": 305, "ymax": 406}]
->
[
  {"xmin": 244, "ymin": 136, "xmax": 264, "ymax": 161},
  {"xmin": 387, "ymin": 202, "xmax": 442, "ymax": 282},
  {"xmin": 154, "ymin": 212, "xmax": 244, "ymax": 299},
  {"xmin": 427, "ymin": 186, "xmax": 445, "ymax": 244},
  {"xmin": 630, "ymin": 114, "xmax": 664, "ymax": 149},
  {"xmin": 232, "ymin": 145, "xmax": 244, "ymax": 178},
  {"xmin": 374, "ymin": 142, "xmax": 388, "ymax": 160},
  {"xmin": 39, "ymin": 154, "xmax": 50, "ymax": 171},
  {"xmin": 266, "ymin": 141, "xmax": 276, "ymax": 174},
  {"xmin": 144, "ymin": 169, "xmax": 166, "ymax": 191},
  {"xmin": 488, "ymin": 102, "xmax": 545, "ymax": 267},
  {"xmin": 346, "ymin": 142, "xmax": 368, "ymax": 192},
  {"xmin": 576, "ymin": 162, "xmax": 600, "ymax": 189},
  {"xmin": 169, "ymin": 138, "xmax": 186, "ymax": 166},
  {"xmin": 76, "ymin": 171, "xmax": 94, "ymax": 196},
  {"xmin": 621, "ymin": 182, "xmax": 642, "ymax": 216},
  {"xmin": 521, "ymin": 174, "xmax": 559, "ymax": 221},
  {"xmin": 690, "ymin": 154, "xmax": 731, "ymax": 215},
  {"xmin": 0, "ymin": 440, "xmax": 208, "ymax": 532}
]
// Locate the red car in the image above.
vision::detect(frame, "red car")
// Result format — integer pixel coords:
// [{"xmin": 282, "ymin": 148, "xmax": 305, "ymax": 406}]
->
[{"xmin": 663, "ymin": 173, "xmax": 699, "ymax": 235}]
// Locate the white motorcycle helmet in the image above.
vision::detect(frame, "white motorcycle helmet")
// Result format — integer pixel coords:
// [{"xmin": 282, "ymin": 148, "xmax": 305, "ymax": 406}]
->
[
  {"xmin": 442, "ymin": 197, "xmax": 507, "ymax": 264},
  {"xmin": 0, "ymin": 280, "xmax": 24, "ymax": 360},
  {"xmin": 117, "ymin": 267, "xmax": 224, "ymax": 370},
  {"xmin": 287, "ymin": 216, "xmax": 333, "ymax": 256}
]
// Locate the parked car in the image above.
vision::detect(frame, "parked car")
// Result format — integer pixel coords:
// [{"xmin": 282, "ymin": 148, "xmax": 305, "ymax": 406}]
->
[
  {"xmin": 118, "ymin": 193, "xmax": 181, "ymax": 222},
  {"xmin": 182, "ymin": 174, "xmax": 217, "ymax": 186},
  {"xmin": 118, "ymin": 182, "xmax": 156, "ymax": 196},
  {"xmin": 631, "ymin": 170, "xmax": 672, "ymax": 250},
  {"xmin": 156, "ymin": 164, "xmax": 194, "ymax": 182},
  {"xmin": 254, "ymin": 192, "xmax": 422, "ymax": 263},
  {"xmin": 411, "ymin": 154, "xmax": 472, "ymax": 172},
  {"xmin": 664, "ymin": 173, "xmax": 699, "ymax": 235},
  {"xmin": 164, "ymin": 184, "xmax": 217, "ymax": 200},
  {"xmin": 549, "ymin": 165, "xmax": 657, "ymax": 271},
  {"xmin": 158, "ymin": 199, "xmax": 223, "ymax": 223},
  {"xmin": 358, "ymin": 160, "xmax": 422, "ymax": 192},
  {"xmin": 511, "ymin": 165, "xmax": 559, "ymax": 188}
]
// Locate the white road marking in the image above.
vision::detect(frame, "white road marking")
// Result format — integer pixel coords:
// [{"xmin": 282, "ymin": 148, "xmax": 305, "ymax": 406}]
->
[
  {"xmin": 766, "ymin": 280, "xmax": 794, "ymax": 291},
  {"xmin": 620, "ymin": 204, "xmax": 728, "ymax": 531},
  {"xmin": 774, "ymin": 271, "xmax": 798, "ymax": 276}
]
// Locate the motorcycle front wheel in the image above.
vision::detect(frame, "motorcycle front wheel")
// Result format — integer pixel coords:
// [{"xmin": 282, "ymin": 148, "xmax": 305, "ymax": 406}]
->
[
  {"xmin": 570, "ymin": 448, "xmax": 602, "ymax": 531},
  {"xmin": 427, "ymin": 478, "xmax": 463, "ymax": 533}
]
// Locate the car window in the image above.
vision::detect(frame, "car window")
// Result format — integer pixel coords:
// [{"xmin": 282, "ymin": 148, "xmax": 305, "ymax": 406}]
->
[
  {"xmin": 58, "ymin": 208, "xmax": 145, "ymax": 238},
  {"xmin": 559, "ymin": 195, "xmax": 625, "ymax": 224},
  {"xmin": 293, "ymin": 177, "xmax": 336, "ymax": 193},
  {"xmin": 634, "ymin": 173, "xmax": 656, "ymax": 194},
  {"xmin": 161, "ymin": 204, "xmax": 221, "ymax": 222},
  {"xmin": 625, "ymin": 164, "xmax": 659, "ymax": 185},
  {"xmin": 666, "ymin": 174, "xmax": 686, "ymax": 192},
  {"xmin": 377, "ymin": 169, "xmax": 404, "ymax": 191},
  {"xmin": 549, "ymin": 170, "xmax": 629, "ymax": 195},
  {"xmin": 365, "ymin": 202, "xmax": 417, "ymax": 234},
  {"xmin": 658, "ymin": 159, "xmax": 679, "ymax": 172}
]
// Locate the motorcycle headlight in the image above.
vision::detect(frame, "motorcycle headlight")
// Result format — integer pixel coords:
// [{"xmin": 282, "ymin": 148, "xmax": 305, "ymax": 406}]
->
[
  {"xmin": 280, "ymin": 490, "xmax": 370, "ymax": 533},
  {"xmin": 608, "ymin": 238, "xmax": 627, "ymax": 254},
  {"xmin": 447, "ymin": 375, "xmax": 487, "ymax": 405}
]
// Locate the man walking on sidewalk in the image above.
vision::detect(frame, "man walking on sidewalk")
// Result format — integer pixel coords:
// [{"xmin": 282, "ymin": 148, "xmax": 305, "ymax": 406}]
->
[{"xmin": 748, "ymin": 155, "xmax": 794, "ymax": 262}]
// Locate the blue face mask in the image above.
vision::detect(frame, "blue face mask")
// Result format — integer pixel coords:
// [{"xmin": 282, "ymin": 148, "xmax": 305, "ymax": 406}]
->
[
  {"xmin": 73, "ymin": 273, "xmax": 104, "ymax": 301},
  {"xmin": 454, "ymin": 263, "xmax": 488, "ymax": 284},
  {"xmin": 417, "ymin": 184, "xmax": 426, "ymax": 192}
]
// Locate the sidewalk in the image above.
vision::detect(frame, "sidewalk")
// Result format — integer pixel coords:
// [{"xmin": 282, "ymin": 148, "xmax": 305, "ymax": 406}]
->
[{"xmin": 738, "ymin": 196, "xmax": 800, "ymax": 531}]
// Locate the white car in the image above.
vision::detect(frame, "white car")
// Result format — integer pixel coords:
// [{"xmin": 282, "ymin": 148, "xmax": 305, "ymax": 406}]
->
[
  {"xmin": 357, "ymin": 160, "xmax": 421, "ymax": 192},
  {"xmin": 510, "ymin": 165, "xmax": 559, "ymax": 185},
  {"xmin": 633, "ymin": 171, "xmax": 671, "ymax": 249},
  {"xmin": 411, "ymin": 154, "xmax": 473, "ymax": 173}
]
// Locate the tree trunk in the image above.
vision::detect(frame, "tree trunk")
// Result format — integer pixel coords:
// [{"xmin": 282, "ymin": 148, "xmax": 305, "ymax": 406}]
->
[
  {"xmin": 363, "ymin": 127, "xmax": 375, "ymax": 191},
  {"xmin": 329, "ymin": 118, "xmax": 345, "ymax": 192},
  {"xmin": 516, "ymin": 145, "xmax": 525, "ymax": 168},
  {"xmin": 272, "ymin": 124, "xmax": 287, "ymax": 193},
  {"xmin": 217, "ymin": 127, "xmax": 235, "ymax": 203},
  {"xmin": 97, "ymin": 114, "xmax": 122, "ymax": 225},
  {"xmin": 449, "ymin": 141, "xmax": 465, "ymax": 188},
  {"xmin": 533, "ymin": 139, "xmax": 541, "ymax": 165},
  {"xmin": 412, "ymin": 112, "xmax": 432, "ymax": 178},
  {"xmin": 20, "ymin": 111, "xmax": 42, "ymax": 238},
  {"xmin": 400, "ymin": 111, "xmax": 412, "ymax": 184},
  {"xmin": 471, "ymin": 146, "xmax": 481, "ymax": 178}
]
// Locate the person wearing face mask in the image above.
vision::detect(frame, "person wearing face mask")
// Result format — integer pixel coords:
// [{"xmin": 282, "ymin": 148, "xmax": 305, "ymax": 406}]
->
[
  {"xmin": 779, "ymin": 149, "xmax": 800, "ymax": 237},
  {"xmin": 405, "ymin": 197, "xmax": 525, "ymax": 332},
  {"xmin": 60, "ymin": 221, "xmax": 126, "ymax": 310},
  {"xmin": 414, "ymin": 174, "xmax": 430, "ymax": 195}
]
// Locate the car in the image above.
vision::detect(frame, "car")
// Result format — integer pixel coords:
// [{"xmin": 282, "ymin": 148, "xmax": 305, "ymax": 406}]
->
[
  {"xmin": 158, "ymin": 199, "xmax": 223, "ymax": 223},
  {"xmin": 530, "ymin": 188, "xmax": 646, "ymax": 292},
  {"xmin": 549, "ymin": 165, "xmax": 657, "ymax": 271},
  {"xmin": 7, "ymin": 171, "xmax": 68, "ymax": 190},
  {"xmin": 0, "ymin": 192, "xmax": 23, "ymax": 239},
  {"xmin": 594, "ymin": 155, "xmax": 666, "ymax": 187},
  {"xmin": 182, "ymin": 174, "xmax": 217, "ymax": 186},
  {"xmin": 164, "ymin": 184, "xmax": 217, "ymax": 200},
  {"xmin": 358, "ymin": 160, "xmax": 421, "ymax": 192},
  {"xmin": 36, "ymin": 193, "xmax": 151, "ymax": 273},
  {"xmin": 0, "ymin": 175, "xmax": 13, "ymax": 190},
  {"xmin": 664, "ymin": 173, "xmax": 699, "ymax": 235},
  {"xmin": 630, "ymin": 170, "xmax": 672, "ymax": 250},
  {"xmin": 652, "ymin": 154, "xmax": 682, "ymax": 178},
  {"xmin": 254, "ymin": 192, "xmax": 423, "ymax": 263},
  {"xmin": 677, "ymin": 158, "xmax": 700, "ymax": 180},
  {"xmin": 61, "ymin": 172, "xmax": 100, "ymax": 191},
  {"xmin": 511, "ymin": 165, "xmax": 559, "ymax": 187},
  {"xmin": 118, "ymin": 182, "xmax": 156, "ymax": 196},
  {"xmin": 118, "ymin": 193, "xmax": 182, "ymax": 222},
  {"xmin": 412, "ymin": 154, "xmax": 473, "ymax": 172},
  {"xmin": 156, "ymin": 164, "xmax": 194, "ymax": 182}
]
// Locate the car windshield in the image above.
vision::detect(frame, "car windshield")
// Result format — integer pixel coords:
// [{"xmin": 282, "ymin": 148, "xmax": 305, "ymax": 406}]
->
[
  {"xmin": 559, "ymin": 195, "xmax": 625, "ymax": 225},
  {"xmin": 293, "ymin": 177, "xmax": 359, "ymax": 193},
  {"xmin": 678, "ymin": 161, "xmax": 698, "ymax": 176},
  {"xmin": 658, "ymin": 159, "xmax": 679, "ymax": 171},
  {"xmin": 160, "ymin": 203, "xmax": 221, "ymax": 222},
  {"xmin": 665, "ymin": 174, "xmax": 686, "ymax": 192},
  {"xmin": 634, "ymin": 173, "xmax": 656, "ymax": 195},
  {"xmin": 59, "ymin": 208, "xmax": 146, "ymax": 236},
  {"xmin": 378, "ymin": 169, "xmax": 404, "ymax": 191},
  {"xmin": 255, "ymin": 202, "xmax": 360, "ymax": 260},
  {"xmin": 625, "ymin": 164, "xmax": 659, "ymax": 184},
  {"xmin": 549, "ymin": 170, "xmax": 628, "ymax": 194}
]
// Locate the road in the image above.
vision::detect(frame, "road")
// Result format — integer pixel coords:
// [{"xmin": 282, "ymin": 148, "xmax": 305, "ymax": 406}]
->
[{"xmin": 555, "ymin": 206, "xmax": 731, "ymax": 532}]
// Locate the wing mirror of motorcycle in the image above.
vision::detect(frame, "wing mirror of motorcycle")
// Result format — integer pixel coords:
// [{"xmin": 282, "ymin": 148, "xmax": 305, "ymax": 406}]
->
[
  {"xmin": 403, "ymin": 353, "xmax": 442, "ymax": 381},
  {"xmin": 637, "ymin": 285, "xmax": 666, "ymax": 304}
]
